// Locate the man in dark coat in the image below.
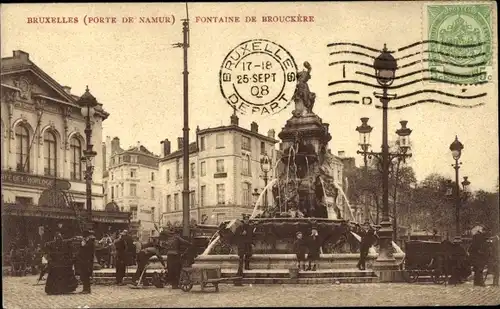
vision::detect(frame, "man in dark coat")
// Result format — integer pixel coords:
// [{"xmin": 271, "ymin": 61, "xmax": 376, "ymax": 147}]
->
[
  {"xmin": 77, "ymin": 230, "xmax": 96, "ymax": 294},
  {"xmin": 114, "ymin": 230, "xmax": 128, "ymax": 285},
  {"xmin": 306, "ymin": 227, "xmax": 322, "ymax": 271},
  {"xmin": 165, "ymin": 230, "xmax": 192, "ymax": 289},
  {"xmin": 357, "ymin": 221, "xmax": 378, "ymax": 270},
  {"xmin": 448, "ymin": 238, "xmax": 469, "ymax": 284},
  {"xmin": 488, "ymin": 234, "xmax": 499, "ymax": 286},
  {"xmin": 121, "ymin": 230, "xmax": 136, "ymax": 266},
  {"xmin": 469, "ymin": 228, "xmax": 489, "ymax": 286},
  {"xmin": 235, "ymin": 214, "xmax": 254, "ymax": 276}
]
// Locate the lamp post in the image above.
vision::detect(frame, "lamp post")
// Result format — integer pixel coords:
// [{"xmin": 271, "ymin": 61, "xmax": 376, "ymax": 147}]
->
[
  {"xmin": 78, "ymin": 86, "xmax": 98, "ymax": 231},
  {"xmin": 449, "ymin": 136, "xmax": 465, "ymax": 241},
  {"xmin": 355, "ymin": 117, "xmax": 373, "ymax": 223},
  {"xmin": 173, "ymin": 4, "xmax": 191, "ymax": 238},
  {"xmin": 260, "ymin": 152, "xmax": 271, "ymax": 209},
  {"xmin": 367, "ymin": 44, "xmax": 414, "ymax": 273}
]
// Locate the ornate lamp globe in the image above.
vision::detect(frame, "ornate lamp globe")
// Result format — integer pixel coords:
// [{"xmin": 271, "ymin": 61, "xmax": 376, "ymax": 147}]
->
[
  {"xmin": 449, "ymin": 136, "xmax": 464, "ymax": 161},
  {"xmin": 461, "ymin": 176, "xmax": 471, "ymax": 191},
  {"xmin": 355, "ymin": 117, "xmax": 373, "ymax": 150},
  {"xmin": 78, "ymin": 86, "xmax": 98, "ymax": 119},
  {"xmin": 260, "ymin": 152, "xmax": 271, "ymax": 173},
  {"xmin": 395, "ymin": 120, "xmax": 412, "ymax": 152},
  {"xmin": 373, "ymin": 44, "xmax": 397, "ymax": 86}
]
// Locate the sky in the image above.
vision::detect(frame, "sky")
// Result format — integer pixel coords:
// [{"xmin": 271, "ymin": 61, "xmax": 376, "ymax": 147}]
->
[{"xmin": 1, "ymin": 2, "xmax": 498, "ymax": 192}]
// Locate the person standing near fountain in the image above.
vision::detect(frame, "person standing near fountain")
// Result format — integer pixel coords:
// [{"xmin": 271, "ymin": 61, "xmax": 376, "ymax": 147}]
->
[
  {"xmin": 306, "ymin": 228, "xmax": 321, "ymax": 271},
  {"xmin": 357, "ymin": 222, "xmax": 378, "ymax": 271},
  {"xmin": 293, "ymin": 232, "xmax": 308, "ymax": 271},
  {"xmin": 235, "ymin": 214, "xmax": 254, "ymax": 276}
]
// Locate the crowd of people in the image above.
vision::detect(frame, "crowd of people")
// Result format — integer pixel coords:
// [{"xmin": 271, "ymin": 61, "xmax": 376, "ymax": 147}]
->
[
  {"xmin": 7, "ymin": 227, "xmax": 194, "ymax": 295},
  {"xmin": 7, "ymin": 219, "xmax": 500, "ymax": 295}
]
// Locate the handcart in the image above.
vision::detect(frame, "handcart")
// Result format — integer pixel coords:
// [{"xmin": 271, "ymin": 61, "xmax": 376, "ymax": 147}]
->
[{"xmin": 178, "ymin": 265, "xmax": 241, "ymax": 293}]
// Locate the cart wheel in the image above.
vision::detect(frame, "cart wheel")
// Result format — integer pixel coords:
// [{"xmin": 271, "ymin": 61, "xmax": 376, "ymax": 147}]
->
[
  {"xmin": 403, "ymin": 270, "xmax": 419, "ymax": 283},
  {"xmin": 179, "ymin": 270, "xmax": 193, "ymax": 292},
  {"xmin": 432, "ymin": 271, "xmax": 445, "ymax": 285}
]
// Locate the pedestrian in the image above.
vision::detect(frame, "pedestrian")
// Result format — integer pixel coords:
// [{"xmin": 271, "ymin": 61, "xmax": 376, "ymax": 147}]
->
[
  {"xmin": 121, "ymin": 230, "xmax": 136, "ymax": 266},
  {"xmin": 306, "ymin": 227, "xmax": 321, "ymax": 271},
  {"xmin": 235, "ymin": 214, "xmax": 254, "ymax": 276},
  {"xmin": 488, "ymin": 233, "xmax": 499, "ymax": 286},
  {"xmin": 77, "ymin": 230, "xmax": 96, "ymax": 294},
  {"xmin": 165, "ymin": 229, "xmax": 192, "ymax": 289},
  {"xmin": 448, "ymin": 238, "xmax": 467, "ymax": 285},
  {"xmin": 37, "ymin": 251, "xmax": 49, "ymax": 282},
  {"xmin": 133, "ymin": 237, "xmax": 142, "ymax": 257},
  {"xmin": 9, "ymin": 243, "xmax": 22, "ymax": 276},
  {"xmin": 293, "ymin": 231, "xmax": 308, "ymax": 271},
  {"xmin": 469, "ymin": 226, "xmax": 489, "ymax": 287},
  {"xmin": 114, "ymin": 230, "xmax": 128, "ymax": 285},
  {"xmin": 357, "ymin": 221, "xmax": 378, "ymax": 270},
  {"xmin": 44, "ymin": 232, "xmax": 78, "ymax": 295},
  {"xmin": 132, "ymin": 239, "xmax": 167, "ymax": 286}
]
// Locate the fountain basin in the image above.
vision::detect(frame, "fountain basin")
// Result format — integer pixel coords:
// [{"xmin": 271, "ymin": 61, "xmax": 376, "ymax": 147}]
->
[
  {"xmin": 194, "ymin": 252, "xmax": 404, "ymax": 270},
  {"xmin": 212, "ymin": 218, "xmax": 354, "ymax": 255}
]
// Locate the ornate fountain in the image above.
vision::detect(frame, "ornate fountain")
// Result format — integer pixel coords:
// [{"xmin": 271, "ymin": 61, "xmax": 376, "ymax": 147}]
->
[{"xmin": 194, "ymin": 62, "xmax": 404, "ymax": 270}]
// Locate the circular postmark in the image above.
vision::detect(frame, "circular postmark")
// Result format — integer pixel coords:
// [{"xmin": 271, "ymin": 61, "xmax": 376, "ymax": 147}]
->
[{"xmin": 219, "ymin": 39, "xmax": 298, "ymax": 116}]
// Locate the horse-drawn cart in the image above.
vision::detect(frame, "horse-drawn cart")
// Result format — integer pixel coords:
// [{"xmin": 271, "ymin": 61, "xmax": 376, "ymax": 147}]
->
[
  {"xmin": 403, "ymin": 240, "xmax": 449, "ymax": 284},
  {"xmin": 178, "ymin": 265, "xmax": 241, "ymax": 292}
]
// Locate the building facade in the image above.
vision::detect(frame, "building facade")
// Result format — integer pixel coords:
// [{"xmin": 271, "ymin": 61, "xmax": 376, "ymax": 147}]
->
[
  {"xmin": 0, "ymin": 50, "xmax": 129, "ymax": 247},
  {"xmin": 159, "ymin": 114, "xmax": 279, "ymax": 226},
  {"xmin": 102, "ymin": 137, "xmax": 161, "ymax": 241}
]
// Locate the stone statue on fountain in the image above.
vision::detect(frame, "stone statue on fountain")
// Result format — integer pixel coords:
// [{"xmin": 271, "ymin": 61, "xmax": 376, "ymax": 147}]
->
[{"xmin": 292, "ymin": 61, "xmax": 316, "ymax": 117}]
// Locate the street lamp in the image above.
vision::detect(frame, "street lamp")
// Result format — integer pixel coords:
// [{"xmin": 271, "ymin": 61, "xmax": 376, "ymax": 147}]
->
[
  {"xmin": 449, "ymin": 135, "xmax": 465, "ymax": 241},
  {"xmin": 355, "ymin": 117, "xmax": 373, "ymax": 223},
  {"xmin": 260, "ymin": 152, "xmax": 271, "ymax": 209},
  {"xmin": 78, "ymin": 86, "xmax": 98, "ymax": 231},
  {"xmin": 373, "ymin": 43, "xmax": 399, "ymax": 271}
]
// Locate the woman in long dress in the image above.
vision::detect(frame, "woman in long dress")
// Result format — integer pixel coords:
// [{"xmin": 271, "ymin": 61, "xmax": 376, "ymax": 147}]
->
[{"xmin": 44, "ymin": 232, "xmax": 78, "ymax": 295}]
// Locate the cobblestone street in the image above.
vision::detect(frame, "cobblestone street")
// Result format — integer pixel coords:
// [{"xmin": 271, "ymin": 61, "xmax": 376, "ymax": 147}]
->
[{"xmin": 3, "ymin": 275, "xmax": 500, "ymax": 308}]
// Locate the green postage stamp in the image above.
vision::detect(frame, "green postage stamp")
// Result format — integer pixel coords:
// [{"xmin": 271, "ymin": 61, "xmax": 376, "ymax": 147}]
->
[{"xmin": 426, "ymin": 3, "xmax": 493, "ymax": 84}]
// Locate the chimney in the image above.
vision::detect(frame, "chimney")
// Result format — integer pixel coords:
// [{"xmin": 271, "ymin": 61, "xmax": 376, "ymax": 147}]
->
[
  {"xmin": 160, "ymin": 139, "xmax": 171, "ymax": 156},
  {"xmin": 177, "ymin": 137, "xmax": 183, "ymax": 150},
  {"xmin": 136, "ymin": 141, "xmax": 141, "ymax": 149},
  {"xmin": 62, "ymin": 86, "xmax": 71, "ymax": 94},
  {"xmin": 338, "ymin": 151, "xmax": 345, "ymax": 158},
  {"xmin": 111, "ymin": 137, "xmax": 120, "ymax": 154},
  {"xmin": 13, "ymin": 50, "xmax": 29, "ymax": 61},
  {"xmin": 250, "ymin": 121, "xmax": 258, "ymax": 133},
  {"xmin": 230, "ymin": 113, "xmax": 239, "ymax": 126},
  {"xmin": 267, "ymin": 129, "xmax": 275, "ymax": 139}
]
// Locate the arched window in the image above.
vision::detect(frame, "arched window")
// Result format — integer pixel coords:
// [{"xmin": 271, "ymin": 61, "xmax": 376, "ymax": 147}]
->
[
  {"xmin": 44, "ymin": 131, "xmax": 57, "ymax": 176},
  {"xmin": 70, "ymin": 137, "xmax": 82, "ymax": 180},
  {"xmin": 15, "ymin": 124, "xmax": 30, "ymax": 172}
]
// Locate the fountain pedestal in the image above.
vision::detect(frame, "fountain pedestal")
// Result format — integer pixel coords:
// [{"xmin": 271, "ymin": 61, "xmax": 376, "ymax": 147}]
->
[{"xmin": 372, "ymin": 221, "xmax": 403, "ymax": 282}]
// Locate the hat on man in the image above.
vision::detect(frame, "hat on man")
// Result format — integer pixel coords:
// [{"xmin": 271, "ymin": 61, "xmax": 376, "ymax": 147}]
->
[
  {"xmin": 296, "ymin": 231, "xmax": 303, "ymax": 236},
  {"xmin": 120, "ymin": 229, "xmax": 128, "ymax": 235},
  {"xmin": 242, "ymin": 214, "xmax": 250, "ymax": 220}
]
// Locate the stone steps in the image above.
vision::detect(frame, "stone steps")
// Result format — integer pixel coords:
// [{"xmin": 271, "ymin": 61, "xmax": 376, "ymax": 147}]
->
[{"xmin": 91, "ymin": 268, "xmax": 378, "ymax": 285}]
